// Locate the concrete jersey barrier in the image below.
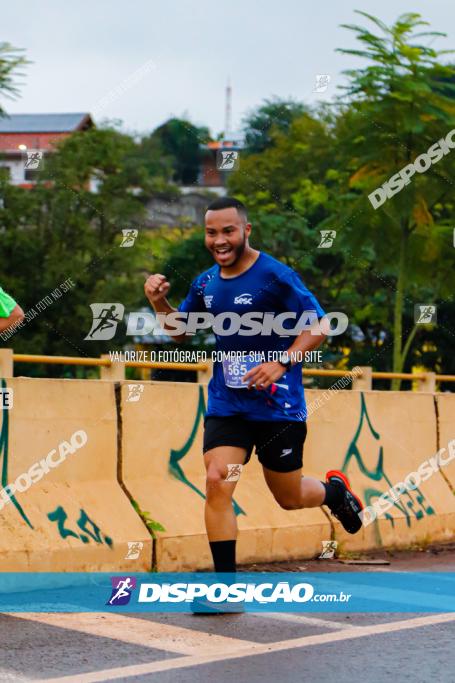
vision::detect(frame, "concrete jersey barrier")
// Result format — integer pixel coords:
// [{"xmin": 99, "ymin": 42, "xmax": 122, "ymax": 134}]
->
[
  {"xmin": 0, "ymin": 377, "xmax": 150, "ymax": 571},
  {"xmin": 305, "ymin": 389, "xmax": 455, "ymax": 551},
  {"xmin": 121, "ymin": 384, "xmax": 455, "ymax": 569},
  {"xmin": 1, "ymin": 375, "xmax": 453, "ymax": 573},
  {"xmin": 119, "ymin": 381, "xmax": 331, "ymax": 571}
]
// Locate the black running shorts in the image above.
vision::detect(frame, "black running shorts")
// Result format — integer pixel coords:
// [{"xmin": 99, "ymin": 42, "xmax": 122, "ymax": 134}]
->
[{"xmin": 203, "ymin": 416, "xmax": 307, "ymax": 473}]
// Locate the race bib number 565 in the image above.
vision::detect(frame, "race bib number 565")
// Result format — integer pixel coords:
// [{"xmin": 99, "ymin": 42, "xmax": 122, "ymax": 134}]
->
[{"xmin": 222, "ymin": 358, "xmax": 258, "ymax": 389}]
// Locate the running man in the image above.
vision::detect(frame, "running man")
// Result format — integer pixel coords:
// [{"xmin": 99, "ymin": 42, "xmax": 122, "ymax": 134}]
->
[
  {"xmin": 0, "ymin": 285, "xmax": 25, "ymax": 335},
  {"xmin": 144, "ymin": 197, "xmax": 363, "ymax": 578},
  {"xmin": 109, "ymin": 577, "xmax": 134, "ymax": 605}
]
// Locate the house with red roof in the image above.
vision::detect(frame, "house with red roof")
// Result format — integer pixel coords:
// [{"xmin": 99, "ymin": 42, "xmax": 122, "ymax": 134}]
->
[{"xmin": 0, "ymin": 112, "xmax": 93, "ymax": 187}]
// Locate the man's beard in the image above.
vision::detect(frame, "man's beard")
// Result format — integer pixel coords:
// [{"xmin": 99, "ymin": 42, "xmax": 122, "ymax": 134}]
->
[
  {"xmin": 226, "ymin": 239, "xmax": 246, "ymax": 267},
  {"xmin": 211, "ymin": 237, "xmax": 246, "ymax": 268}
]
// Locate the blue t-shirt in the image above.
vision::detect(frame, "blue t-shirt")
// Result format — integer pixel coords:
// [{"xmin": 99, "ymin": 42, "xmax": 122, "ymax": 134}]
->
[{"xmin": 178, "ymin": 252, "xmax": 325, "ymax": 421}]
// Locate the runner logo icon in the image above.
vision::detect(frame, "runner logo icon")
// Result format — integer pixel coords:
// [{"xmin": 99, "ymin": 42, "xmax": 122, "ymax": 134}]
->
[
  {"xmin": 225, "ymin": 464, "xmax": 243, "ymax": 481},
  {"xmin": 125, "ymin": 542, "xmax": 144, "ymax": 560},
  {"xmin": 319, "ymin": 540, "xmax": 338, "ymax": 559},
  {"xmin": 107, "ymin": 576, "xmax": 137, "ymax": 605},
  {"xmin": 85, "ymin": 303, "xmax": 124, "ymax": 340}
]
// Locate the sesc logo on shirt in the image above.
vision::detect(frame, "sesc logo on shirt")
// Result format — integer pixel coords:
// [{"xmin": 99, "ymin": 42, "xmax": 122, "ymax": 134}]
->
[{"xmin": 234, "ymin": 293, "xmax": 253, "ymax": 305}]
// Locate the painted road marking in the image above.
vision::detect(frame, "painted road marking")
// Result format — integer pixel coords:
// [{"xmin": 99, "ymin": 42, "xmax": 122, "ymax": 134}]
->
[
  {"xmin": 13, "ymin": 612, "xmax": 254, "ymax": 655},
  {"xmin": 0, "ymin": 669, "xmax": 29, "ymax": 683},
  {"xmin": 250, "ymin": 612, "xmax": 355, "ymax": 630},
  {"xmin": 41, "ymin": 612, "xmax": 455, "ymax": 682}
]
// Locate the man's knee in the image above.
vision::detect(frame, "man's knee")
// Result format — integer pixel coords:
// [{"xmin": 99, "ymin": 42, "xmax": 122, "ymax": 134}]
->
[
  {"xmin": 273, "ymin": 493, "xmax": 303, "ymax": 510},
  {"xmin": 205, "ymin": 466, "xmax": 232, "ymax": 502}
]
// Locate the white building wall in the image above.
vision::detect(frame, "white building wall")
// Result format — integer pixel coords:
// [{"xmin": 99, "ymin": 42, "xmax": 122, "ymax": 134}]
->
[{"xmin": 0, "ymin": 158, "xmax": 25, "ymax": 184}]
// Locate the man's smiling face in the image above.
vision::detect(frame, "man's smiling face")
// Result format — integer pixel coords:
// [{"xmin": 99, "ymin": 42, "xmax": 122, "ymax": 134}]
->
[{"xmin": 204, "ymin": 207, "xmax": 251, "ymax": 268}]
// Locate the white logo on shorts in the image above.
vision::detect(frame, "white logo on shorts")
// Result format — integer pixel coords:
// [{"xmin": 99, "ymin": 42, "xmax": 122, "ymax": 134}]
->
[{"xmin": 280, "ymin": 448, "xmax": 292, "ymax": 458}]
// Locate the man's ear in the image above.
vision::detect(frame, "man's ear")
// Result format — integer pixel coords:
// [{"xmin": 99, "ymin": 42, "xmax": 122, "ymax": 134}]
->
[{"xmin": 245, "ymin": 222, "xmax": 252, "ymax": 238}]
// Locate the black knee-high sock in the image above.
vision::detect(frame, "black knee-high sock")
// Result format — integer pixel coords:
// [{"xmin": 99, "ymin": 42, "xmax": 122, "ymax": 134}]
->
[
  {"xmin": 209, "ymin": 540, "xmax": 236, "ymax": 572},
  {"xmin": 322, "ymin": 482, "xmax": 343, "ymax": 510}
]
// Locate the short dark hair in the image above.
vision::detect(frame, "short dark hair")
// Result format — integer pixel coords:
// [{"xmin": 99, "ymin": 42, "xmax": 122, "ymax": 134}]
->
[{"xmin": 206, "ymin": 196, "xmax": 248, "ymax": 221}]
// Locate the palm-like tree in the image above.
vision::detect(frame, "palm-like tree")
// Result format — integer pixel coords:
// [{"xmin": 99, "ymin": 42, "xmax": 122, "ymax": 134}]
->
[{"xmin": 0, "ymin": 42, "xmax": 29, "ymax": 116}]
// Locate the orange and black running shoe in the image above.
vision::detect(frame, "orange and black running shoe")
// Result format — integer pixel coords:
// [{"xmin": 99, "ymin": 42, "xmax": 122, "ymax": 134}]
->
[{"xmin": 325, "ymin": 470, "xmax": 364, "ymax": 534}]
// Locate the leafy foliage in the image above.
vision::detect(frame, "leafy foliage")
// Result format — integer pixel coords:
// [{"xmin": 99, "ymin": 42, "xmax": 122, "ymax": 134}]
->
[
  {"xmin": 0, "ymin": 42, "xmax": 29, "ymax": 114},
  {"xmin": 1, "ymin": 12, "xmax": 454, "ymax": 384},
  {"xmin": 0, "ymin": 127, "xmax": 170, "ymax": 370},
  {"xmin": 242, "ymin": 97, "xmax": 309, "ymax": 153},
  {"xmin": 146, "ymin": 118, "xmax": 210, "ymax": 184},
  {"xmin": 131, "ymin": 499, "xmax": 165, "ymax": 538}
]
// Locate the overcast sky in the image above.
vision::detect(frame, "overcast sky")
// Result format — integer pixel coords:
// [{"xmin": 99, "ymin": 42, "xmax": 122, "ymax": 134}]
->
[{"xmin": 2, "ymin": 0, "xmax": 453, "ymax": 137}]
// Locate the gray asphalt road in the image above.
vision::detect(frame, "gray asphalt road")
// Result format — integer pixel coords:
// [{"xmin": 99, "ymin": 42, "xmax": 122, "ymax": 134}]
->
[{"xmin": 0, "ymin": 548, "xmax": 454, "ymax": 683}]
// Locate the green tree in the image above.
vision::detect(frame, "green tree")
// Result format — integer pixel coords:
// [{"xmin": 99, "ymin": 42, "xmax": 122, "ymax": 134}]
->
[
  {"xmin": 160, "ymin": 228, "xmax": 213, "ymax": 301},
  {"xmin": 242, "ymin": 97, "xmax": 309, "ymax": 153},
  {"xmin": 0, "ymin": 126, "xmax": 170, "ymax": 371},
  {"xmin": 229, "ymin": 108, "xmax": 358, "ymax": 329},
  {"xmin": 336, "ymin": 11, "xmax": 455, "ymax": 387},
  {"xmin": 0, "ymin": 42, "xmax": 29, "ymax": 114},
  {"xmin": 230, "ymin": 109, "xmax": 337, "ymax": 222},
  {"xmin": 147, "ymin": 118, "xmax": 210, "ymax": 184},
  {"xmin": 228, "ymin": 12, "xmax": 455, "ymax": 384}
]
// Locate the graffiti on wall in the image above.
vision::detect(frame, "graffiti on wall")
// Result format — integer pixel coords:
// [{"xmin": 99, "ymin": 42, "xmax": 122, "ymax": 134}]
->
[
  {"xmin": 0, "ymin": 379, "xmax": 113, "ymax": 546},
  {"xmin": 47, "ymin": 505, "xmax": 113, "ymax": 546},
  {"xmin": 168, "ymin": 386, "xmax": 245, "ymax": 516},
  {"xmin": 0, "ymin": 379, "xmax": 33, "ymax": 528},
  {"xmin": 341, "ymin": 392, "xmax": 435, "ymax": 542}
]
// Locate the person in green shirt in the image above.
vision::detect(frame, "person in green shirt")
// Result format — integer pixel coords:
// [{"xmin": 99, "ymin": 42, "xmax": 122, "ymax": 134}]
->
[{"xmin": 0, "ymin": 286, "xmax": 25, "ymax": 334}]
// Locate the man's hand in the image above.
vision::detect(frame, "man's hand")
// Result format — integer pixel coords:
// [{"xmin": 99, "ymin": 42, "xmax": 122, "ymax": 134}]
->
[
  {"xmin": 143, "ymin": 272, "xmax": 184, "ymax": 340},
  {"xmin": 144, "ymin": 273, "xmax": 171, "ymax": 304},
  {"xmin": 242, "ymin": 362, "xmax": 287, "ymax": 390}
]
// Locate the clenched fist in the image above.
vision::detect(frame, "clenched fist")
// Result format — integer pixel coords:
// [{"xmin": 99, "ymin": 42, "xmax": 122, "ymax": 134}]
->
[{"xmin": 144, "ymin": 273, "xmax": 171, "ymax": 304}]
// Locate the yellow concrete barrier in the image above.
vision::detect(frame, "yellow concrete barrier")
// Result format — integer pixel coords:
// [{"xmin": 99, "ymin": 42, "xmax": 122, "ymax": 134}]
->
[
  {"xmin": 122, "ymin": 384, "xmax": 455, "ymax": 569},
  {"xmin": 435, "ymin": 393, "xmax": 455, "ymax": 491},
  {"xmin": 120, "ymin": 382, "xmax": 330, "ymax": 571},
  {"xmin": 0, "ymin": 377, "xmax": 150, "ymax": 571},
  {"xmin": 3, "ymin": 375, "xmax": 453, "ymax": 573},
  {"xmin": 305, "ymin": 389, "xmax": 455, "ymax": 552}
]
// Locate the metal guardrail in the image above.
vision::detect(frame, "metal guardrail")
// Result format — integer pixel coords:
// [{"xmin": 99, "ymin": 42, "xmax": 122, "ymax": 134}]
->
[
  {"xmin": 2, "ymin": 352, "xmax": 453, "ymax": 390},
  {"xmin": 12, "ymin": 354, "xmax": 207, "ymax": 373}
]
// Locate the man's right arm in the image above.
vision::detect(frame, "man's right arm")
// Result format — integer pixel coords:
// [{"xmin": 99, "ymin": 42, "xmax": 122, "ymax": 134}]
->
[{"xmin": 144, "ymin": 273, "xmax": 187, "ymax": 343}]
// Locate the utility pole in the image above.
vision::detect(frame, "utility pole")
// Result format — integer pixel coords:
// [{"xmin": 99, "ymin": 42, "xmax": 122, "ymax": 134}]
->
[{"xmin": 224, "ymin": 77, "xmax": 232, "ymax": 141}]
